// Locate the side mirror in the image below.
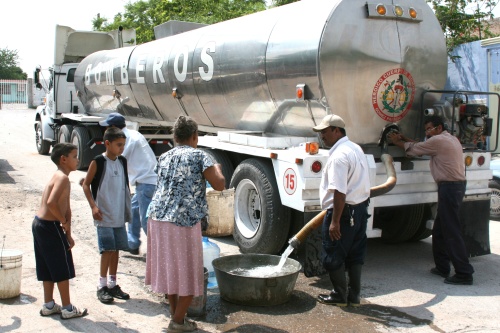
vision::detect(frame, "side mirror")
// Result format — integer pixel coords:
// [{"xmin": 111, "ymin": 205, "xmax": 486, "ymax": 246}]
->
[{"xmin": 34, "ymin": 67, "xmax": 41, "ymax": 84}]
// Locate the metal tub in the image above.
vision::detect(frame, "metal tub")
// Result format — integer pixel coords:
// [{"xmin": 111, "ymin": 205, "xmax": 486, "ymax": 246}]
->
[{"xmin": 212, "ymin": 254, "xmax": 301, "ymax": 306}]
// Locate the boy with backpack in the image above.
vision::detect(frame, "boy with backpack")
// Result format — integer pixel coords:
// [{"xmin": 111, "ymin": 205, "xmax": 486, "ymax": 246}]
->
[{"xmin": 82, "ymin": 127, "xmax": 132, "ymax": 303}]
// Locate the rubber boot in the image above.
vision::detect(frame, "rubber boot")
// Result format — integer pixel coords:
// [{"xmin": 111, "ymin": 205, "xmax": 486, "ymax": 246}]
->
[
  {"xmin": 318, "ymin": 267, "xmax": 347, "ymax": 306},
  {"xmin": 347, "ymin": 264, "xmax": 362, "ymax": 307}
]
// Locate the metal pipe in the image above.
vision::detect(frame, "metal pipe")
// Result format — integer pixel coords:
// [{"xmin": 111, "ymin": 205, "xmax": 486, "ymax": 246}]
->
[
  {"xmin": 370, "ymin": 154, "xmax": 397, "ymax": 198},
  {"xmin": 288, "ymin": 153, "xmax": 397, "ymax": 249}
]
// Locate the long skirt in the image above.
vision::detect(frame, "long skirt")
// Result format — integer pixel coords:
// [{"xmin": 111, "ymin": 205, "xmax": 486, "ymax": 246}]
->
[{"xmin": 145, "ymin": 219, "xmax": 204, "ymax": 296}]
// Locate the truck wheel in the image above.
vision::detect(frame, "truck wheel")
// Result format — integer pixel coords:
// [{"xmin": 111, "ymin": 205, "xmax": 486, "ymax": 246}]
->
[
  {"xmin": 409, "ymin": 204, "xmax": 433, "ymax": 241},
  {"xmin": 489, "ymin": 179, "xmax": 500, "ymax": 220},
  {"xmin": 59, "ymin": 125, "xmax": 73, "ymax": 143},
  {"xmin": 374, "ymin": 204, "xmax": 424, "ymax": 243},
  {"xmin": 71, "ymin": 127, "xmax": 92, "ymax": 170},
  {"xmin": 230, "ymin": 158, "xmax": 290, "ymax": 254},
  {"xmin": 200, "ymin": 148, "xmax": 234, "ymax": 189},
  {"xmin": 35, "ymin": 121, "xmax": 51, "ymax": 155}
]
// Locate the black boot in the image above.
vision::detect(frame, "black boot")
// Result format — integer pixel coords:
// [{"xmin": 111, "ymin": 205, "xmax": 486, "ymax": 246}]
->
[
  {"xmin": 347, "ymin": 264, "xmax": 362, "ymax": 307},
  {"xmin": 318, "ymin": 267, "xmax": 347, "ymax": 306}
]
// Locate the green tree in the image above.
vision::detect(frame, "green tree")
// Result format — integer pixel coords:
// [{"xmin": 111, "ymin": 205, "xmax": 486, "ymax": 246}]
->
[
  {"xmin": 271, "ymin": 0, "xmax": 298, "ymax": 6},
  {"xmin": 0, "ymin": 48, "xmax": 27, "ymax": 80},
  {"xmin": 427, "ymin": 0, "xmax": 498, "ymax": 55},
  {"xmin": 93, "ymin": 0, "xmax": 267, "ymax": 44}
]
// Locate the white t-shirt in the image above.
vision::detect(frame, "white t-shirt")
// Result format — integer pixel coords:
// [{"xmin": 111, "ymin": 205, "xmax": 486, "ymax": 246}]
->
[
  {"xmin": 319, "ymin": 136, "xmax": 370, "ymax": 209},
  {"xmin": 122, "ymin": 127, "xmax": 157, "ymax": 186}
]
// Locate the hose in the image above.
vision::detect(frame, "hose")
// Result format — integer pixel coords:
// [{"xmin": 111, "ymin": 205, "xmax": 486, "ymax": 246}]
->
[{"xmin": 288, "ymin": 153, "xmax": 397, "ymax": 249}]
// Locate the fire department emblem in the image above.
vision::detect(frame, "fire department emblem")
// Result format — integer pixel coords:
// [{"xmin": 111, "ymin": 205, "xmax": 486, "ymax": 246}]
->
[{"xmin": 372, "ymin": 68, "xmax": 415, "ymax": 122}]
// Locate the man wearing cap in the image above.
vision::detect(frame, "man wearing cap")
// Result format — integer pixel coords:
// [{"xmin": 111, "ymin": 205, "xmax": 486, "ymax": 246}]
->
[
  {"xmin": 99, "ymin": 113, "xmax": 157, "ymax": 255},
  {"xmin": 313, "ymin": 114, "xmax": 370, "ymax": 307},
  {"xmin": 388, "ymin": 115, "xmax": 474, "ymax": 285}
]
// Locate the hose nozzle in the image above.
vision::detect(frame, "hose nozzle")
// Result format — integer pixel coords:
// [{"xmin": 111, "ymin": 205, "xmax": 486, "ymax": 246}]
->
[{"xmin": 288, "ymin": 236, "xmax": 301, "ymax": 250}]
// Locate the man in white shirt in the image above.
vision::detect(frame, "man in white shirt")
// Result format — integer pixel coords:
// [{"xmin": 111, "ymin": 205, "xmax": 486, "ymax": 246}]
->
[
  {"xmin": 313, "ymin": 114, "xmax": 370, "ymax": 307},
  {"xmin": 99, "ymin": 113, "xmax": 157, "ymax": 255}
]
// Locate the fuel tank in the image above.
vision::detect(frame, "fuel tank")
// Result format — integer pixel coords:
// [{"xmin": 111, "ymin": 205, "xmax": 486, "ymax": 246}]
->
[{"xmin": 74, "ymin": 0, "xmax": 447, "ymax": 146}]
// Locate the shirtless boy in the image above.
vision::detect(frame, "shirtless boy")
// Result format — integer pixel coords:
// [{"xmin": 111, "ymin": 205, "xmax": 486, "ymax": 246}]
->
[{"xmin": 32, "ymin": 143, "xmax": 87, "ymax": 319}]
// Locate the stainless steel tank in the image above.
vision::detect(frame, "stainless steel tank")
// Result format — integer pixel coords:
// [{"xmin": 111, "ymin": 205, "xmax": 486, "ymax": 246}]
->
[{"xmin": 75, "ymin": 0, "xmax": 447, "ymax": 146}]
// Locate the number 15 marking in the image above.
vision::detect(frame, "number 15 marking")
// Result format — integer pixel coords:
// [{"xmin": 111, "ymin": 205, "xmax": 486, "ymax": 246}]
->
[{"xmin": 284, "ymin": 168, "xmax": 297, "ymax": 195}]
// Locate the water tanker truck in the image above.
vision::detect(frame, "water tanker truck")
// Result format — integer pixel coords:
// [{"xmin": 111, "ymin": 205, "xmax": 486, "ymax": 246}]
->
[{"xmin": 35, "ymin": 0, "xmax": 496, "ymax": 276}]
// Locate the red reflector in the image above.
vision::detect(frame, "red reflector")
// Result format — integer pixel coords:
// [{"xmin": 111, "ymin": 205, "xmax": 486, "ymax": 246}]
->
[
  {"xmin": 297, "ymin": 88, "xmax": 303, "ymax": 99},
  {"xmin": 311, "ymin": 161, "xmax": 322, "ymax": 173},
  {"xmin": 478, "ymin": 155, "xmax": 485, "ymax": 166}
]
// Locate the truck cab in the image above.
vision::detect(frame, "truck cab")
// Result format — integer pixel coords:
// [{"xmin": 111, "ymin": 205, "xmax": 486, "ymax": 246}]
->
[{"xmin": 34, "ymin": 25, "xmax": 136, "ymax": 166}]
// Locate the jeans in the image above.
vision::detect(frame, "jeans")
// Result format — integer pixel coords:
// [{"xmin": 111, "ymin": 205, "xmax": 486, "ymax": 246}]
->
[{"xmin": 127, "ymin": 183, "xmax": 156, "ymax": 250}]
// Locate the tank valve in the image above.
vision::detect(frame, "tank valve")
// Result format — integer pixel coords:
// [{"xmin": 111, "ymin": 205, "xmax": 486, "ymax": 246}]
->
[{"xmin": 378, "ymin": 124, "xmax": 400, "ymax": 152}]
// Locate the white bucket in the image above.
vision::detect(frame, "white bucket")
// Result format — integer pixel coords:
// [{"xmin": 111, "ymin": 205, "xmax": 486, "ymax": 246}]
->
[
  {"xmin": 0, "ymin": 249, "xmax": 23, "ymax": 299},
  {"xmin": 204, "ymin": 188, "xmax": 235, "ymax": 237}
]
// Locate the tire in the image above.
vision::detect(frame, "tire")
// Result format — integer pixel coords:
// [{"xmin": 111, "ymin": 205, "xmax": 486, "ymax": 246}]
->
[
  {"xmin": 489, "ymin": 179, "xmax": 500, "ymax": 220},
  {"xmin": 71, "ymin": 127, "xmax": 92, "ymax": 170},
  {"xmin": 374, "ymin": 204, "xmax": 424, "ymax": 243},
  {"xmin": 200, "ymin": 148, "xmax": 234, "ymax": 189},
  {"xmin": 35, "ymin": 121, "xmax": 50, "ymax": 155},
  {"xmin": 409, "ymin": 204, "xmax": 433, "ymax": 241},
  {"xmin": 58, "ymin": 125, "xmax": 73, "ymax": 143},
  {"xmin": 230, "ymin": 158, "xmax": 290, "ymax": 254}
]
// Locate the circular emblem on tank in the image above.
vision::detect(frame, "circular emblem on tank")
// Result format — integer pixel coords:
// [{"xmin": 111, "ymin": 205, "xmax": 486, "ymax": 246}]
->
[{"xmin": 372, "ymin": 68, "xmax": 415, "ymax": 122}]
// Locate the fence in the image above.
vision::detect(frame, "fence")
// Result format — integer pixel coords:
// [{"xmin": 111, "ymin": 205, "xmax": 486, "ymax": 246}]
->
[
  {"xmin": 0, "ymin": 80, "xmax": 27, "ymax": 105},
  {"xmin": 0, "ymin": 79, "xmax": 48, "ymax": 108}
]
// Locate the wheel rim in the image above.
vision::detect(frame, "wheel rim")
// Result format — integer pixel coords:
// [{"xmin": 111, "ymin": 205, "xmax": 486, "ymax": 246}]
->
[
  {"xmin": 71, "ymin": 135, "xmax": 81, "ymax": 160},
  {"xmin": 234, "ymin": 179, "xmax": 261, "ymax": 238},
  {"xmin": 36, "ymin": 125, "xmax": 42, "ymax": 150},
  {"xmin": 490, "ymin": 187, "xmax": 500, "ymax": 217},
  {"xmin": 59, "ymin": 131, "xmax": 67, "ymax": 143}
]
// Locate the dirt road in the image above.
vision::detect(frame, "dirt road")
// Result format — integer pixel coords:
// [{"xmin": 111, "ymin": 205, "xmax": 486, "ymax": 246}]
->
[{"xmin": 1, "ymin": 107, "xmax": 500, "ymax": 333}]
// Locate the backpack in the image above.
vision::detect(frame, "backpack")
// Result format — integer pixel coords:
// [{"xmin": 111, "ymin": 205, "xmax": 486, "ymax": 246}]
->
[{"xmin": 90, "ymin": 155, "xmax": 130, "ymax": 200}]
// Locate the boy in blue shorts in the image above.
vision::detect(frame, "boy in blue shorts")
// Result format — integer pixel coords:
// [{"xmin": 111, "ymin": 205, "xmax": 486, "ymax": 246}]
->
[
  {"xmin": 82, "ymin": 127, "xmax": 132, "ymax": 304},
  {"xmin": 32, "ymin": 143, "xmax": 87, "ymax": 319}
]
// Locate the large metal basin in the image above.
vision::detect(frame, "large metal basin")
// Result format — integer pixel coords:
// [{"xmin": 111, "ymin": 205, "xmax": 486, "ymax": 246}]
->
[{"xmin": 212, "ymin": 254, "xmax": 301, "ymax": 306}]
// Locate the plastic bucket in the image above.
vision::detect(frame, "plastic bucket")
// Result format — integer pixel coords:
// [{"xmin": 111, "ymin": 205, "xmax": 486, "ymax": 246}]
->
[
  {"xmin": 0, "ymin": 249, "xmax": 23, "ymax": 299},
  {"xmin": 203, "ymin": 188, "xmax": 234, "ymax": 237},
  {"xmin": 187, "ymin": 267, "xmax": 208, "ymax": 317}
]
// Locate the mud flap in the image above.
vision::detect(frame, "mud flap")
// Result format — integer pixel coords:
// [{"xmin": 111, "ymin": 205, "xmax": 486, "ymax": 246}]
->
[
  {"xmin": 460, "ymin": 195, "xmax": 491, "ymax": 256},
  {"xmin": 298, "ymin": 212, "xmax": 326, "ymax": 278}
]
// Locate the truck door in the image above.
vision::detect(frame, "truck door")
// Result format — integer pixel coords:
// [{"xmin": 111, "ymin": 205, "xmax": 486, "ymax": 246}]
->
[{"xmin": 55, "ymin": 65, "xmax": 84, "ymax": 114}]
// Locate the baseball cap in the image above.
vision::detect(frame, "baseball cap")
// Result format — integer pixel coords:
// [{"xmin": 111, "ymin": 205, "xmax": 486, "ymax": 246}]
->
[
  {"xmin": 312, "ymin": 114, "xmax": 345, "ymax": 132},
  {"xmin": 99, "ymin": 113, "xmax": 126, "ymax": 127}
]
